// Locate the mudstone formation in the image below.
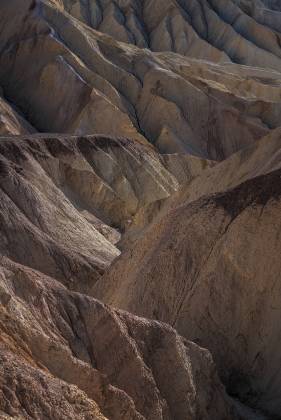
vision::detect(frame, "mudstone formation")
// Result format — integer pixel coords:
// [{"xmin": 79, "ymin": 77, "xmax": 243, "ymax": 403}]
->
[{"xmin": 0, "ymin": 0, "xmax": 281, "ymax": 419}]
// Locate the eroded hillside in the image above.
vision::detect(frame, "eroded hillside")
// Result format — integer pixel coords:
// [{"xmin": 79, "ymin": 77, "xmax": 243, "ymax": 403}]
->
[
  {"xmin": 1, "ymin": 0, "xmax": 281, "ymax": 159},
  {"xmin": 0, "ymin": 0, "xmax": 281, "ymax": 419}
]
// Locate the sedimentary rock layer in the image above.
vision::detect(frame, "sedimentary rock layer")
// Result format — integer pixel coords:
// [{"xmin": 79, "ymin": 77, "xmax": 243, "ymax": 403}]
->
[
  {"xmin": 56, "ymin": 0, "xmax": 281, "ymax": 72},
  {"xmin": 0, "ymin": 256, "xmax": 240, "ymax": 419},
  {"xmin": 97, "ymin": 163, "xmax": 281, "ymax": 417},
  {"xmin": 1, "ymin": 0, "xmax": 281, "ymax": 418},
  {"xmin": 1, "ymin": 0, "xmax": 281, "ymax": 160},
  {"xmin": 0, "ymin": 133, "xmax": 187, "ymax": 294}
]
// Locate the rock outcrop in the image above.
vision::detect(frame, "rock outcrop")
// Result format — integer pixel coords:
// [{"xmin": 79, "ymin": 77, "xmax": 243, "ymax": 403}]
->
[
  {"xmin": 0, "ymin": 132, "xmax": 241, "ymax": 419},
  {"xmin": 0, "ymin": 93, "xmax": 35, "ymax": 136},
  {"xmin": 1, "ymin": 0, "xmax": 281, "ymax": 159},
  {"xmin": 0, "ymin": 133, "xmax": 186, "ymax": 294},
  {"xmin": 56, "ymin": 0, "xmax": 281, "ymax": 72},
  {"xmin": 97, "ymin": 160, "xmax": 281, "ymax": 417},
  {"xmin": 0, "ymin": 256, "xmax": 240, "ymax": 419},
  {"xmin": 1, "ymin": 0, "xmax": 281, "ymax": 418},
  {"xmin": 121, "ymin": 127, "xmax": 281, "ymax": 244}
]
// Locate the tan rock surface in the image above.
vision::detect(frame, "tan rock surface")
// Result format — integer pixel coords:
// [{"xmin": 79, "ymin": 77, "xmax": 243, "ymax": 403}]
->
[
  {"xmin": 0, "ymin": 131, "xmax": 255, "ymax": 419},
  {"xmin": 0, "ymin": 256, "xmax": 239, "ymax": 419},
  {"xmin": 97, "ymin": 167, "xmax": 281, "ymax": 417},
  {"xmin": 122, "ymin": 127, "xmax": 281, "ymax": 244},
  {"xmin": 57, "ymin": 0, "xmax": 281, "ymax": 72},
  {"xmin": 1, "ymin": 0, "xmax": 281, "ymax": 418},
  {"xmin": 1, "ymin": 0, "xmax": 281, "ymax": 159},
  {"xmin": 0, "ymin": 134, "xmax": 183, "ymax": 293}
]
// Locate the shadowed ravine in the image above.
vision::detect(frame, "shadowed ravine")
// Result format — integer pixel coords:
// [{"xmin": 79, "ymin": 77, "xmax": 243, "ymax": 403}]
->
[{"xmin": 0, "ymin": 1, "xmax": 281, "ymax": 419}]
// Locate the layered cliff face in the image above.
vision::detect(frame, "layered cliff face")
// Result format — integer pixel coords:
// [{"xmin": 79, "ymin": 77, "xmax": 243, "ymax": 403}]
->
[{"xmin": 1, "ymin": 0, "xmax": 281, "ymax": 419}]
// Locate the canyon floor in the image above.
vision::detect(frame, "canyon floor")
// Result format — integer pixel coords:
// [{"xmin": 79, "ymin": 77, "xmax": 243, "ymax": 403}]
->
[{"xmin": 0, "ymin": 1, "xmax": 281, "ymax": 419}]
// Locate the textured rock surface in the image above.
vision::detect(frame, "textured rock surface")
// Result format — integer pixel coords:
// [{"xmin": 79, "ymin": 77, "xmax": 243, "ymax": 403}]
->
[
  {"xmin": 1, "ymin": 0, "xmax": 281, "ymax": 419},
  {"xmin": 0, "ymin": 132, "xmax": 237, "ymax": 420},
  {"xmin": 1, "ymin": 0, "xmax": 281, "ymax": 160},
  {"xmin": 97, "ymin": 166, "xmax": 281, "ymax": 417},
  {"xmin": 0, "ymin": 134, "xmax": 185, "ymax": 294},
  {"xmin": 0, "ymin": 93, "xmax": 35, "ymax": 136},
  {"xmin": 0, "ymin": 256, "xmax": 239, "ymax": 419},
  {"xmin": 57, "ymin": 0, "xmax": 281, "ymax": 72},
  {"xmin": 121, "ymin": 127, "xmax": 281, "ymax": 244}
]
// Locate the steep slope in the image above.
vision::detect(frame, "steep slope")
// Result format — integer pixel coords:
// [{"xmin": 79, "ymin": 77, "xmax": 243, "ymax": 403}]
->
[
  {"xmin": 56, "ymin": 0, "xmax": 281, "ymax": 71},
  {"xmin": 0, "ymin": 132, "xmax": 243, "ymax": 419},
  {"xmin": 0, "ymin": 133, "xmax": 185, "ymax": 294},
  {"xmin": 0, "ymin": 256, "xmax": 240, "ymax": 419},
  {"xmin": 1, "ymin": 0, "xmax": 281, "ymax": 418},
  {"xmin": 122, "ymin": 127, "xmax": 281, "ymax": 243},
  {"xmin": 97, "ymin": 165, "xmax": 281, "ymax": 417},
  {"xmin": 0, "ymin": 93, "xmax": 35, "ymax": 136},
  {"xmin": 1, "ymin": 0, "xmax": 281, "ymax": 160}
]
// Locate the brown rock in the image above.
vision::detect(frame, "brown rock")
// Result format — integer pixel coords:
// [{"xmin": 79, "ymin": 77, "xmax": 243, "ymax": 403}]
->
[
  {"xmin": 0, "ymin": 134, "xmax": 181, "ymax": 293},
  {"xmin": 98, "ymin": 168, "xmax": 281, "ymax": 417},
  {"xmin": 1, "ymin": 0, "xmax": 281, "ymax": 418},
  {"xmin": 0, "ymin": 93, "xmax": 35, "ymax": 136},
  {"xmin": 0, "ymin": 257, "xmax": 239, "ymax": 419}
]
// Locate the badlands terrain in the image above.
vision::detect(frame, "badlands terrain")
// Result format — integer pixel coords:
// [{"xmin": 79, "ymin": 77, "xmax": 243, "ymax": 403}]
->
[{"xmin": 0, "ymin": 0, "xmax": 281, "ymax": 419}]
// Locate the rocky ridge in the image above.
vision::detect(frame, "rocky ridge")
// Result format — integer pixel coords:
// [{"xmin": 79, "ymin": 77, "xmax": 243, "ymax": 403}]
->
[
  {"xmin": 0, "ymin": 256, "xmax": 241, "ymax": 420},
  {"xmin": 0, "ymin": 132, "xmax": 240, "ymax": 418},
  {"xmin": 55, "ymin": 0, "xmax": 281, "ymax": 71},
  {"xmin": 0, "ymin": 0, "xmax": 281, "ymax": 419},
  {"xmin": 96, "ymin": 140, "xmax": 281, "ymax": 417},
  {"xmin": 1, "ymin": 0, "xmax": 281, "ymax": 160},
  {"xmin": 0, "ymin": 133, "xmax": 187, "ymax": 294}
]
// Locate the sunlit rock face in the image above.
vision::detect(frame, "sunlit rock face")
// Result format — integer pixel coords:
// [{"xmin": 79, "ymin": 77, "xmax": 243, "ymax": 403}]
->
[
  {"xmin": 1, "ymin": 0, "xmax": 281, "ymax": 419},
  {"xmin": 57, "ymin": 0, "xmax": 281, "ymax": 70},
  {"xmin": 0, "ymin": 132, "xmax": 240, "ymax": 418},
  {"xmin": 1, "ymin": 0, "xmax": 281, "ymax": 160}
]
